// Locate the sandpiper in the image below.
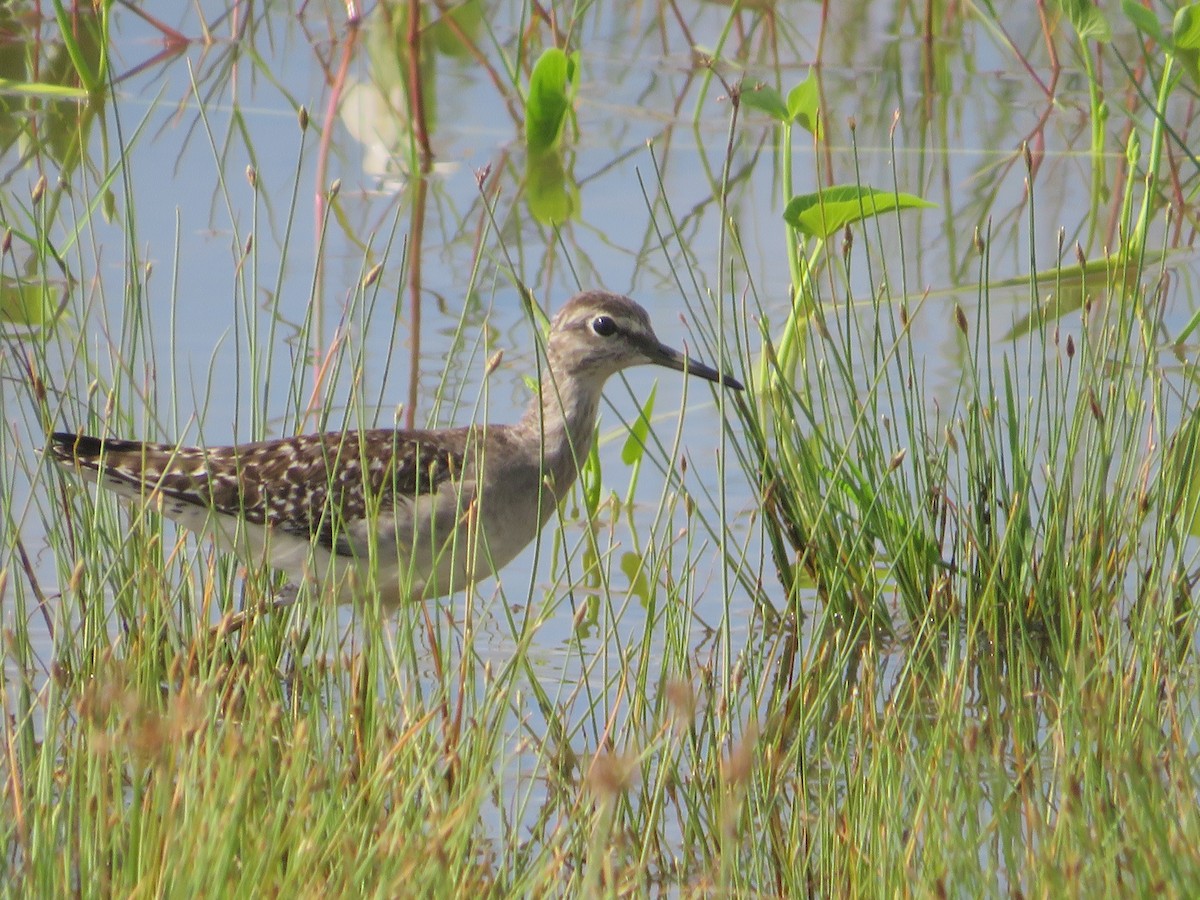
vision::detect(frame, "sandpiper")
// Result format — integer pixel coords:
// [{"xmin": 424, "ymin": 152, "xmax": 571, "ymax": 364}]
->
[{"xmin": 49, "ymin": 291, "xmax": 743, "ymax": 606}]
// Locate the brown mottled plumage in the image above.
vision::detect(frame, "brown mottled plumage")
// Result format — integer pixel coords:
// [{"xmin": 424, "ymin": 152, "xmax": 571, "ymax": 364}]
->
[
  {"xmin": 52, "ymin": 431, "xmax": 464, "ymax": 557},
  {"xmin": 49, "ymin": 291, "xmax": 743, "ymax": 605}
]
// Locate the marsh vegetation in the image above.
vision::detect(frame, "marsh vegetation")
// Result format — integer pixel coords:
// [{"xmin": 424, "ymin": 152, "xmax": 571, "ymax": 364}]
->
[{"xmin": 3, "ymin": 1, "xmax": 1200, "ymax": 894}]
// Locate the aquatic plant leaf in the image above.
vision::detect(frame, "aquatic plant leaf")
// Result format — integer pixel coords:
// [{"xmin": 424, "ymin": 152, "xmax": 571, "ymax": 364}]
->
[
  {"xmin": 1163, "ymin": 414, "xmax": 1200, "ymax": 538},
  {"xmin": 621, "ymin": 384, "xmax": 657, "ymax": 465},
  {"xmin": 1174, "ymin": 4, "xmax": 1200, "ymax": 90},
  {"xmin": 620, "ymin": 551, "xmax": 652, "ymax": 605},
  {"xmin": 787, "ymin": 72, "xmax": 822, "ymax": 138},
  {"xmin": 525, "ymin": 147, "xmax": 580, "ymax": 224},
  {"xmin": 784, "ymin": 186, "xmax": 934, "ymax": 239},
  {"xmin": 741, "ymin": 84, "xmax": 789, "ymax": 122},
  {"xmin": 1056, "ymin": 0, "xmax": 1112, "ymax": 41},
  {"xmin": 1001, "ymin": 250, "xmax": 1154, "ymax": 340},
  {"xmin": 741, "ymin": 74, "xmax": 821, "ymax": 137},
  {"xmin": 1122, "ymin": 0, "xmax": 1164, "ymax": 43},
  {"xmin": 0, "ymin": 277, "xmax": 58, "ymax": 326},
  {"xmin": 580, "ymin": 433, "xmax": 604, "ymax": 515},
  {"xmin": 525, "ymin": 48, "xmax": 578, "ymax": 152},
  {"xmin": 427, "ymin": 0, "xmax": 483, "ymax": 57},
  {"xmin": 0, "ymin": 78, "xmax": 88, "ymax": 98},
  {"xmin": 1175, "ymin": 4, "xmax": 1200, "ymax": 47},
  {"xmin": 51, "ymin": 0, "xmax": 106, "ymax": 94}
]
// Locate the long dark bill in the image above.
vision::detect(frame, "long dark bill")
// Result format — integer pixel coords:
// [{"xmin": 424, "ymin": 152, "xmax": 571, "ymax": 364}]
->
[{"xmin": 651, "ymin": 341, "xmax": 744, "ymax": 391}]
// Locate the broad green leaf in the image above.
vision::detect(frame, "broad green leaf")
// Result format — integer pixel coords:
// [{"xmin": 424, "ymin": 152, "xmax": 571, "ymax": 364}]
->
[
  {"xmin": 1174, "ymin": 4, "xmax": 1200, "ymax": 90},
  {"xmin": 741, "ymin": 84, "xmax": 789, "ymax": 122},
  {"xmin": 1122, "ymin": 0, "xmax": 1164, "ymax": 43},
  {"xmin": 428, "ymin": 0, "xmax": 483, "ymax": 57},
  {"xmin": 0, "ymin": 277, "xmax": 60, "ymax": 326},
  {"xmin": 525, "ymin": 147, "xmax": 580, "ymax": 225},
  {"xmin": 787, "ymin": 72, "xmax": 822, "ymax": 138},
  {"xmin": 621, "ymin": 384, "xmax": 656, "ymax": 465},
  {"xmin": 742, "ymin": 75, "xmax": 821, "ymax": 136},
  {"xmin": 620, "ymin": 550, "xmax": 652, "ymax": 604},
  {"xmin": 525, "ymin": 47, "xmax": 578, "ymax": 152},
  {"xmin": 783, "ymin": 185, "xmax": 934, "ymax": 239},
  {"xmin": 1175, "ymin": 4, "xmax": 1200, "ymax": 46},
  {"xmin": 1056, "ymin": 0, "xmax": 1112, "ymax": 41}
]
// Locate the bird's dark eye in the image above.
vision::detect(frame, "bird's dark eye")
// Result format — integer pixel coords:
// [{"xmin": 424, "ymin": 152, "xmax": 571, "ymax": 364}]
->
[{"xmin": 591, "ymin": 315, "xmax": 617, "ymax": 337}]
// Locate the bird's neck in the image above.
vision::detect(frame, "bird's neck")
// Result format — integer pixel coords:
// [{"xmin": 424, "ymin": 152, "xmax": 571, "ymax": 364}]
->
[{"xmin": 517, "ymin": 366, "xmax": 605, "ymax": 492}]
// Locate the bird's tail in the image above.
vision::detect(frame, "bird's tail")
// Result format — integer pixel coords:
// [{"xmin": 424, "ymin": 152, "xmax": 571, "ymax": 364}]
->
[{"xmin": 48, "ymin": 432, "xmax": 145, "ymax": 467}]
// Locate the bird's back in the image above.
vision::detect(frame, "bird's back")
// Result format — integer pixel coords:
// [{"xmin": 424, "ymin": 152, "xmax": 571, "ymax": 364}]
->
[{"xmin": 48, "ymin": 429, "xmax": 479, "ymax": 603}]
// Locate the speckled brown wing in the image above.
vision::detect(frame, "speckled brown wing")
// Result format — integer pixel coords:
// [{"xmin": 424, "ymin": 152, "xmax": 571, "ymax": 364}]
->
[{"xmin": 48, "ymin": 430, "xmax": 466, "ymax": 558}]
